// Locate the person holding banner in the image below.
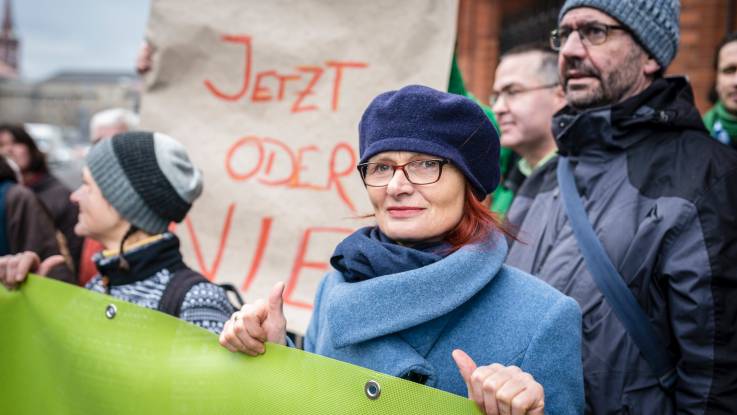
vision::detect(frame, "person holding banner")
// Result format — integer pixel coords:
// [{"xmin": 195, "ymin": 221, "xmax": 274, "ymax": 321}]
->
[
  {"xmin": 0, "ymin": 155, "xmax": 74, "ymax": 284},
  {"xmin": 0, "ymin": 131, "xmax": 237, "ymax": 335},
  {"xmin": 220, "ymin": 85, "xmax": 584, "ymax": 414},
  {"xmin": 0, "ymin": 124, "xmax": 83, "ymax": 276}
]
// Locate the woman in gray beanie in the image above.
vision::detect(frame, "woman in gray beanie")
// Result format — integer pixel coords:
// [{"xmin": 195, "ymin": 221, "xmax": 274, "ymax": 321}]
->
[
  {"xmin": 220, "ymin": 85, "xmax": 584, "ymax": 414},
  {"xmin": 0, "ymin": 131, "xmax": 236, "ymax": 335}
]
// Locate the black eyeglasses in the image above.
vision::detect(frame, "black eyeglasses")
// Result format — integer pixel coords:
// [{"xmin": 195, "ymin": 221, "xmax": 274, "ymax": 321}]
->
[
  {"xmin": 490, "ymin": 83, "xmax": 559, "ymax": 105},
  {"xmin": 357, "ymin": 159, "xmax": 449, "ymax": 187},
  {"xmin": 550, "ymin": 23, "xmax": 627, "ymax": 51}
]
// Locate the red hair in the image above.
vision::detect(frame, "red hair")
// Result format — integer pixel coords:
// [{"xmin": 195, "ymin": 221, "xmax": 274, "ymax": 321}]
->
[{"xmin": 445, "ymin": 186, "xmax": 515, "ymax": 253}]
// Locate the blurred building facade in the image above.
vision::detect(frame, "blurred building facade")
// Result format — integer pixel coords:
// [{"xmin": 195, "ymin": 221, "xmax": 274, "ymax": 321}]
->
[
  {"xmin": 0, "ymin": 0, "xmax": 139, "ymax": 141},
  {"xmin": 0, "ymin": 72, "xmax": 139, "ymax": 142},
  {"xmin": 456, "ymin": 0, "xmax": 737, "ymax": 113}
]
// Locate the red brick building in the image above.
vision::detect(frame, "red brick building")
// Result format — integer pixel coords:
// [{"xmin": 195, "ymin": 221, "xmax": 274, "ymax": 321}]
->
[{"xmin": 456, "ymin": 0, "xmax": 737, "ymax": 114}]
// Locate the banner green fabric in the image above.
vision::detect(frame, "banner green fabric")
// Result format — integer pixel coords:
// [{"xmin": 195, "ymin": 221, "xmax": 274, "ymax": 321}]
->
[{"xmin": 0, "ymin": 276, "xmax": 481, "ymax": 414}]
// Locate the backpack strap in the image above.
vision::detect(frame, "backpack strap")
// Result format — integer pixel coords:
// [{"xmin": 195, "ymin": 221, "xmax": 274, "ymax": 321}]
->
[
  {"xmin": 158, "ymin": 268, "xmax": 209, "ymax": 318},
  {"xmin": 556, "ymin": 156, "xmax": 677, "ymax": 392},
  {"xmin": 218, "ymin": 282, "xmax": 245, "ymax": 309}
]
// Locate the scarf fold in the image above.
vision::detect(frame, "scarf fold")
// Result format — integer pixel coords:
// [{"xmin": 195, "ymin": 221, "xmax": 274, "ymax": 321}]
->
[
  {"xmin": 703, "ymin": 101, "xmax": 737, "ymax": 146},
  {"xmin": 329, "ymin": 226, "xmax": 449, "ymax": 282},
  {"xmin": 326, "ymin": 230, "xmax": 507, "ymax": 349}
]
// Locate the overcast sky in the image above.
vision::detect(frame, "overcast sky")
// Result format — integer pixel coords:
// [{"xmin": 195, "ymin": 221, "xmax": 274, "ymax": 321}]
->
[{"xmin": 10, "ymin": 0, "xmax": 150, "ymax": 80}]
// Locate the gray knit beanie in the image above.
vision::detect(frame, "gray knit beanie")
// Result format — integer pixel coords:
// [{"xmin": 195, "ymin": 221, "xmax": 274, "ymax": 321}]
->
[
  {"xmin": 559, "ymin": 0, "xmax": 680, "ymax": 69},
  {"xmin": 86, "ymin": 131, "xmax": 203, "ymax": 234}
]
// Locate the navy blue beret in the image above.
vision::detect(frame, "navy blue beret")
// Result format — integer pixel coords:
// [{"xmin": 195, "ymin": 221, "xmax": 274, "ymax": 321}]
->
[{"xmin": 358, "ymin": 85, "xmax": 500, "ymax": 200}]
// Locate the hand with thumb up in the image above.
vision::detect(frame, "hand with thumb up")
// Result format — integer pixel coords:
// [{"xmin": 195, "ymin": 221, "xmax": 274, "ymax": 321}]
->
[
  {"xmin": 452, "ymin": 349, "xmax": 545, "ymax": 415},
  {"xmin": 219, "ymin": 281, "xmax": 287, "ymax": 356}
]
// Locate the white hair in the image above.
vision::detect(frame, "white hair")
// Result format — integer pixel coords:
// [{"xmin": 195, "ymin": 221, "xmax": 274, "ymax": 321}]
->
[{"xmin": 89, "ymin": 108, "xmax": 140, "ymax": 138}]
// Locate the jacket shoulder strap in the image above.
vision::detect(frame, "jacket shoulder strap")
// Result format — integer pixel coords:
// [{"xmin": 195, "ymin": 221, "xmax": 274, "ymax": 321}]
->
[{"xmin": 556, "ymin": 156, "xmax": 676, "ymax": 391}]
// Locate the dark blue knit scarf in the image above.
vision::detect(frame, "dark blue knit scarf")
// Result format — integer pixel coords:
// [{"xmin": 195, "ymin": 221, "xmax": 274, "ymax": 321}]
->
[{"xmin": 330, "ymin": 226, "xmax": 450, "ymax": 282}]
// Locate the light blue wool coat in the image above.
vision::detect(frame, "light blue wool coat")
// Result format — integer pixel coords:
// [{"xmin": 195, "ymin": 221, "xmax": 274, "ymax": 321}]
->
[{"xmin": 304, "ymin": 232, "xmax": 584, "ymax": 414}]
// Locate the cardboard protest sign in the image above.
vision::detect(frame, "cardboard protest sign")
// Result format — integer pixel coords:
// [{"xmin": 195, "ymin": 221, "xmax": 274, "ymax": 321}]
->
[
  {"xmin": 0, "ymin": 277, "xmax": 482, "ymax": 414},
  {"xmin": 140, "ymin": 0, "xmax": 458, "ymax": 332}
]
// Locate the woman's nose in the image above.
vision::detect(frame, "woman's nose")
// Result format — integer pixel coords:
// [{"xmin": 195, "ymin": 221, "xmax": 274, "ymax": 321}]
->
[{"xmin": 385, "ymin": 168, "xmax": 413, "ymax": 197}]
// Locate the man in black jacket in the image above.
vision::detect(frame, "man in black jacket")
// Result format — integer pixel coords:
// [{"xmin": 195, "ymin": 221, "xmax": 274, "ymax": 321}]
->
[{"xmin": 505, "ymin": 0, "xmax": 737, "ymax": 413}]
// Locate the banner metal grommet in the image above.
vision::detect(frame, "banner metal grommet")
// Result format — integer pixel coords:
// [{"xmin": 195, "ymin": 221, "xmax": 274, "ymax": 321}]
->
[
  {"xmin": 364, "ymin": 380, "xmax": 381, "ymax": 400},
  {"xmin": 105, "ymin": 304, "xmax": 117, "ymax": 319}
]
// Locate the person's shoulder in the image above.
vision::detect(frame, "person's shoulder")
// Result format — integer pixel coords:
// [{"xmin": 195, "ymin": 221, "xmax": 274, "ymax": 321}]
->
[
  {"xmin": 37, "ymin": 174, "xmax": 72, "ymax": 197},
  {"xmin": 6, "ymin": 182, "xmax": 33, "ymax": 200},
  {"xmin": 314, "ymin": 269, "xmax": 345, "ymax": 296},
  {"xmin": 516, "ymin": 156, "xmax": 558, "ymax": 199},
  {"xmin": 181, "ymin": 279, "xmax": 236, "ymax": 312},
  {"xmin": 493, "ymin": 265, "xmax": 580, "ymax": 314},
  {"xmin": 5, "ymin": 183, "xmax": 46, "ymax": 210},
  {"xmin": 629, "ymin": 129, "xmax": 737, "ymax": 201}
]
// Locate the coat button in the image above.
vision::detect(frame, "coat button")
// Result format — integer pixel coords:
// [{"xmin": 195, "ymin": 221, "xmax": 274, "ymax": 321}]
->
[
  {"xmin": 105, "ymin": 304, "xmax": 117, "ymax": 319},
  {"xmin": 364, "ymin": 380, "xmax": 381, "ymax": 400}
]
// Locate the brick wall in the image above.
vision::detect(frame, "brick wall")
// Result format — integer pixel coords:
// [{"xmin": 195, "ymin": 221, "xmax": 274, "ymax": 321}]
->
[
  {"xmin": 456, "ymin": 0, "xmax": 500, "ymax": 103},
  {"xmin": 670, "ymin": 0, "xmax": 735, "ymax": 113}
]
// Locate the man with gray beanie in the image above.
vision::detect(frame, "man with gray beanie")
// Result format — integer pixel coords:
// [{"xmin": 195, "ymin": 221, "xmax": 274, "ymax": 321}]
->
[
  {"xmin": 505, "ymin": 0, "xmax": 737, "ymax": 413},
  {"xmin": 0, "ymin": 131, "xmax": 237, "ymax": 335}
]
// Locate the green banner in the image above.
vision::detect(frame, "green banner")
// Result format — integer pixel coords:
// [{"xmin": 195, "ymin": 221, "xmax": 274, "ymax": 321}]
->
[{"xmin": 0, "ymin": 276, "xmax": 481, "ymax": 414}]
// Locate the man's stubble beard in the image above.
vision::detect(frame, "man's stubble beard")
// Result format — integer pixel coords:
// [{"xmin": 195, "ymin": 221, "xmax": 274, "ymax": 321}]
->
[{"xmin": 563, "ymin": 47, "xmax": 645, "ymax": 109}]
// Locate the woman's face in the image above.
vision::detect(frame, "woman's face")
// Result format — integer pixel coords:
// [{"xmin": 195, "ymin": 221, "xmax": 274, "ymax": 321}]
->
[
  {"xmin": 0, "ymin": 132, "xmax": 31, "ymax": 171},
  {"xmin": 9, "ymin": 142, "xmax": 31, "ymax": 172},
  {"xmin": 70, "ymin": 167, "xmax": 128, "ymax": 243},
  {"xmin": 365, "ymin": 151, "xmax": 466, "ymax": 245}
]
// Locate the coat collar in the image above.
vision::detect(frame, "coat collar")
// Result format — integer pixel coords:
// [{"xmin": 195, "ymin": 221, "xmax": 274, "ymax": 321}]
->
[
  {"xmin": 554, "ymin": 76, "xmax": 707, "ymax": 157},
  {"xmin": 325, "ymin": 231, "xmax": 507, "ymax": 350},
  {"xmin": 95, "ymin": 232, "xmax": 185, "ymax": 286}
]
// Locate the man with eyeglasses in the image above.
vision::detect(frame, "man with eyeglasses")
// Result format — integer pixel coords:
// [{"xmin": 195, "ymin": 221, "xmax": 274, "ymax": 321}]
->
[
  {"xmin": 505, "ymin": 0, "xmax": 737, "ymax": 413},
  {"xmin": 490, "ymin": 44, "xmax": 565, "ymax": 215}
]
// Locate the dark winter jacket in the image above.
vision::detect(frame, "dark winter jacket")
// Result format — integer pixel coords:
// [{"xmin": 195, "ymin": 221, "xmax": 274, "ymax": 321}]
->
[
  {"xmin": 1, "ymin": 181, "xmax": 75, "ymax": 283},
  {"xmin": 86, "ymin": 233, "xmax": 236, "ymax": 335},
  {"xmin": 29, "ymin": 173, "xmax": 83, "ymax": 272},
  {"xmin": 506, "ymin": 77, "xmax": 737, "ymax": 414}
]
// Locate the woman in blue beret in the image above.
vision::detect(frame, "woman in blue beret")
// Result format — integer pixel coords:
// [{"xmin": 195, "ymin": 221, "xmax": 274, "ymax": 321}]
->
[{"xmin": 220, "ymin": 85, "xmax": 584, "ymax": 414}]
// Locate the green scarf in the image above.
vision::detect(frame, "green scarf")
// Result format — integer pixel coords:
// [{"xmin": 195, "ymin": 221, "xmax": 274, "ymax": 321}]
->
[{"xmin": 703, "ymin": 101, "xmax": 737, "ymax": 146}]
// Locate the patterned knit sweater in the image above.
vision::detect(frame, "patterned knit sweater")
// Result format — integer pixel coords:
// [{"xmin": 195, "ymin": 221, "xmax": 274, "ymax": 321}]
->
[{"xmin": 86, "ymin": 233, "xmax": 236, "ymax": 334}]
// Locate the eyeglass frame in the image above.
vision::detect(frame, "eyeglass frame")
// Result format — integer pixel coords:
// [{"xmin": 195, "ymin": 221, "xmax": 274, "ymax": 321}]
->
[
  {"xmin": 356, "ymin": 158, "xmax": 450, "ymax": 187},
  {"xmin": 490, "ymin": 83, "xmax": 559, "ymax": 106},
  {"xmin": 550, "ymin": 22, "xmax": 628, "ymax": 51}
]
